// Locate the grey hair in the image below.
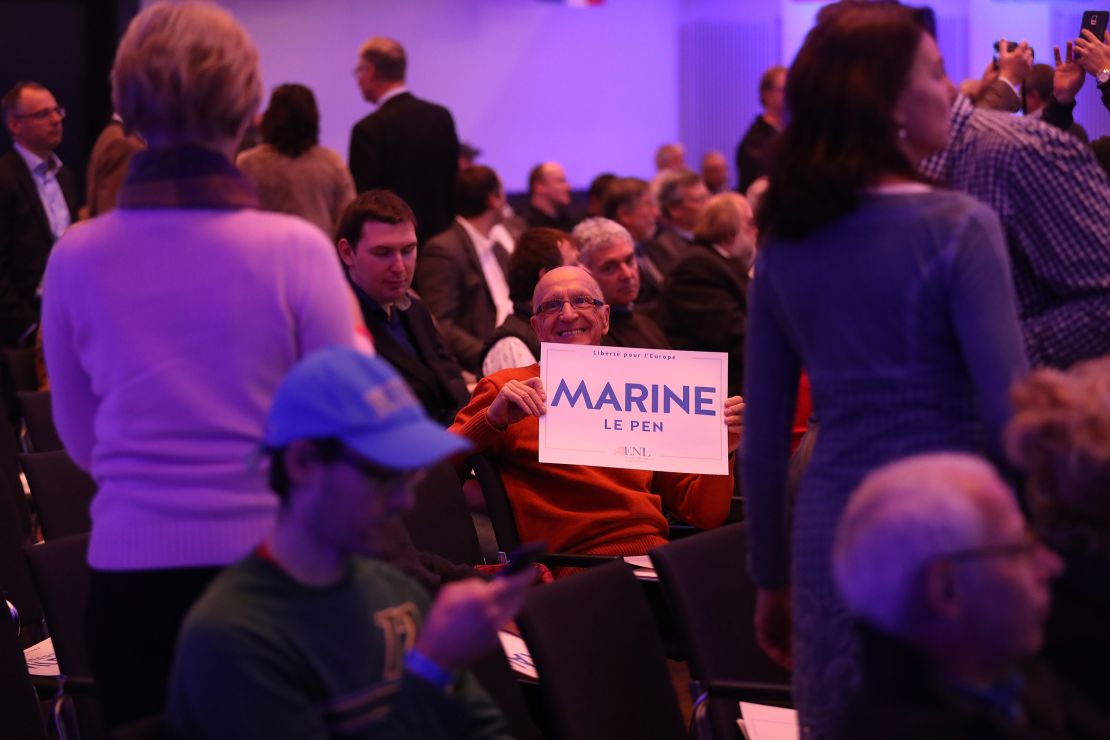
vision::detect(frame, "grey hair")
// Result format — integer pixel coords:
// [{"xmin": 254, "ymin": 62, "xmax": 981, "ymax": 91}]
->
[
  {"xmin": 833, "ymin": 453, "xmax": 1000, "ymax": 635},
  {"xmin": 571, "ymin": 218, "xmax": 634, "ymax": 268}
]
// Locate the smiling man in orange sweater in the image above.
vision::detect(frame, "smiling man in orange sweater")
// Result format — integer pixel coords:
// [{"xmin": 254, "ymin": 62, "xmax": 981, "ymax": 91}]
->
[{"xmin": 450, "ymin": 266, "xmax": 742, "ymax": 557}]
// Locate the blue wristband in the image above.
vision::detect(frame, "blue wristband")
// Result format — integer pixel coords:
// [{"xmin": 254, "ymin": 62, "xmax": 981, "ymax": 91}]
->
[{"xmin": 404, "ymin": 649, "xmax": 453, "ymax": 690}]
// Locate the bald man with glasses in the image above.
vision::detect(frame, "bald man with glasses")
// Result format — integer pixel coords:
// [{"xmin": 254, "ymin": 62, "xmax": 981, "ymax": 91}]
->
[
  {"xmin": 0, "ymin": 81, "xmax": 78, "ymax": 347},
  {"xmin": 450, "ymin": 266, "xmax": 743, "ymax": 560}
]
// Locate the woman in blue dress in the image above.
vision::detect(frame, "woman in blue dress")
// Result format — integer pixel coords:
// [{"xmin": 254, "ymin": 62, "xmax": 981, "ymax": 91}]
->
[{"xmin": 741, "ymin": 4, "xmax": 1029, "ymax": 737}]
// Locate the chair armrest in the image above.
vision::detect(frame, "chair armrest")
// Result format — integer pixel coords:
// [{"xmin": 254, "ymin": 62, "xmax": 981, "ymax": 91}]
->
[{"xmin": 706, "ymin": 679, "xmax": 793, "ymax": 706}]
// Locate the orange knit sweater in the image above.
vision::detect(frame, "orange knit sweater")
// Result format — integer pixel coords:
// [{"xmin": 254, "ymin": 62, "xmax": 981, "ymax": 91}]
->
[{"xmin": 450, "ymin": 364, "xmax": 733, "ymax": 556}]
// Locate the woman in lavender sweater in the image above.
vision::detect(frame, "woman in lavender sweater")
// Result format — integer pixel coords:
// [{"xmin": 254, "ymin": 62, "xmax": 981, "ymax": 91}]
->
[
  {"xmin": 41, "ymin": 2, "xmax": 357, "ymax": 728},
  {"xmin": 741, "ymin": 5, "xmax": 1028, "ymax": 738}
]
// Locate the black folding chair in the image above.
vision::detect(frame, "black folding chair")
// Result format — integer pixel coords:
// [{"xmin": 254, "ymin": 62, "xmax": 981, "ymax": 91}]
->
[
  {"xmin": 17, "ymin": 391, "xmax": 63, "ymax": 453},
  {"xmin": 650, "ymin": 524, "xmax": 792, "ymax": 739},
  {"xmin": 401, "ymin": 460, "xmax": 483, "ymax": 565},
  {"xmin": 20, "ymin": 451, "xmax": 95, "ymax": 541},
  {"xmin": 517, "ymin": 560, "xmax": 687, "ymax": 740},
  {"xmin": 0, "ymin": 600, "xmax": 47, "ymax": 739}
]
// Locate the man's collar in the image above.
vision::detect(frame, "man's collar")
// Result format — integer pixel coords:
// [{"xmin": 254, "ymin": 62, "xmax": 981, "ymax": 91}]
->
[
  {"xmin": 13, "ymin": 142, "xmax": 61, "ymax": 174},
  {"xmin": 117, "ymin": 144, "xmax": 259, "ymax": 210},
  {"xmin": 457, "ymin": 215, "xmax": 496, "ymax": 253},
  {"xmin": 376, "ymin": 85, "xmax": 409, "ymax": 108}
]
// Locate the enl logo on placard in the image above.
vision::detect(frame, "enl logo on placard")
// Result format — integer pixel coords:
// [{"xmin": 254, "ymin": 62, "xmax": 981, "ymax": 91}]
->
[{"xmin": 615, "ymin": 445, "xmax": 652, "ymax": 458}]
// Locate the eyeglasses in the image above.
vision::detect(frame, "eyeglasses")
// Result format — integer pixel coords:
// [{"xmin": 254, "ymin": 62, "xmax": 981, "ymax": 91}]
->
[
  {"xmin": 337, "ymin": 448, "xmax": 424, "ymax": 488},
  {"xmin": 14, "ymin": 106, "xmax": 65, "ymax": 121},
  {"xmin": 535, "ymin": 295, "xmax": 604, "ymax": 316},
  {"xmin": 943, "ymin": 531, "xmax": 1045, "ymax": 563}
]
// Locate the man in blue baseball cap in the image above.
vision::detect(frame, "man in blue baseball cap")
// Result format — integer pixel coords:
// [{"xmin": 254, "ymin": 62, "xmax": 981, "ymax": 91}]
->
[{"xmin": 168, "ymin": 346, "xmax": 530, "ymax": 739}]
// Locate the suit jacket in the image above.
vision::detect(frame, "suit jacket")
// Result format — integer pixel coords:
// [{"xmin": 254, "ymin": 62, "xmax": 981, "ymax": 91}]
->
[
  {"xmin": 415, "ymin": 221, "xmax": 508, "ymax": 373},
  {"xmin": 657, "ymin": 241, "xmax": 749, "ymax": 397},
  {"xmin": 646, "ymin": 226, "xmax": 691, "ymax": 274},
  {"xmin": 353, "ymin": 285, "xmax": 469, "ymax": 426},
  {"xmin": 348, "ymin": 92, "xmax": 459, "ymax": 243},
  {"xmin": 0, "ymin": 149, "xmax": 78, "ymax": 345}
]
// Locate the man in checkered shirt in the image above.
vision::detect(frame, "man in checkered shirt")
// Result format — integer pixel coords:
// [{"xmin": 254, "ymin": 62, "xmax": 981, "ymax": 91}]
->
[{"xmin": 920, "ymin": 94, "xmax": 1110, "ymax": 368}]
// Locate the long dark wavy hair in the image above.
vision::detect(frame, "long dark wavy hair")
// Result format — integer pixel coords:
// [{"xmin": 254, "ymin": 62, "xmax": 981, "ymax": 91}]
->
[
  {"xmin": 757, "ymin": 3, "xmax": 929, "ymax": 241},
  {"xmin": 260, "ymin": 83, "xmax": 319, "ymax": 158}
]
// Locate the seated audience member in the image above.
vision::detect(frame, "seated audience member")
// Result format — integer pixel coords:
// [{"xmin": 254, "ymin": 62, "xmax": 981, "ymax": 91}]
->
[
  {"xmin": 450, "ymin": 266, "xmax": 742, "ymax": 558},
  {"xmin": 237, "ymin": 83, "xmax": 356, "ymax": 235},
  {"xmin": 169, "ymin": 347, "xmax": 530, "ymax": 739},
  {"xmin": 481, "ymin": 227, "xmax": 571, "ymax": 377},
  {"xmin": 701, "ymin": 150, "xmax": 729, "ymax": 194},
  {"xmin": 919, "ymin": 41, "xmax": 1110, "ymax": 368},
  {"xmin": 584, "ymin": 172, "xmax": 615, "ymax": 220},
  {"xmin": 1006, "ymin": 357, "xmax": 1110, "ymax": 710},
  {"xmin": 601, "ymin": 177, "xmax": 666, "ymax": 309},
  {"xmin": 85, "ymin": 114, "xmax": 144, "ymax": 217},
  {"xmin": 524, "ymin": 161, "xmax": 575, "ymax": 232},
  {"xmin": 833, "ymin": 453, "xmax": 1109, "ymax": 740},
  {"xmin": 654, "ymin": 142, "xmax": 686, "ymax": 174},
  {"xmin": 337, "ymin": 190, "xmax": 469, "ymax": 425},
  {"xmin": 571, "ymin": 218, "xmax": 668, "ymax": 350},
  {"xmin": 735, "ymin": 65, "xmax": 786, "ymax": 193},
  {"xmin": 416, "ymin": 166, "xmax": 513, "ymax": 374},
  {"xmin": 654, "ymin": 169, "xmax": 709, "ymax": 257},
  {"xmin": 658, "ymin": 193, "xmax": 754, "ymax": 397}
]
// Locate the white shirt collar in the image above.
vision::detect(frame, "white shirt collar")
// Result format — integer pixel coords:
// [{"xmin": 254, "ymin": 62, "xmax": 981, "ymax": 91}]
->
[
  {"xmin": 457, "ymin": 216, "xmax": 496, "ymax": 254},
  {"xmin": 13, "ymin": 142, "xmax": 61, "ymax": 175}
]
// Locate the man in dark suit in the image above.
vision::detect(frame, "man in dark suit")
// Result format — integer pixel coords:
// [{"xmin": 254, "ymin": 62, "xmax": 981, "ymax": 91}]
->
[
  {"xmin": 349, "ymin": 37, "xmax": 458, "ymax": 244},
  {"xmin": 336, "ymin": 190, "xmax": 469, "ymax": 426},
  {"xmin": 524, "ymin": 162, "xmax": 575, "ymax": 232},
  {"xmin": 0, "ymin": 82, "xmax": 78, "ymax": 347},
  {"xmin": 601, "ymin": 177, "xmax": 668, "ymax": 313},
  {"xmin": 416, "ymin": 166, "xmax": 512, "ymax": 374}
]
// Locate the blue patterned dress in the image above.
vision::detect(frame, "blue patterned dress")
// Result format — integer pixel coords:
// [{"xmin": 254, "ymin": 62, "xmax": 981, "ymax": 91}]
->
[{"xmin": 742, "ymin": 187, "xmax": 1029, "ymax": 738}]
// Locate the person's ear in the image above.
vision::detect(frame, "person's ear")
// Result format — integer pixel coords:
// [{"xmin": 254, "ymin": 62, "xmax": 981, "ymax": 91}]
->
[
  {"xmin": 337, "ymin": 238, "xmax": 357, "ymax": 268},
  {"xmin": 284, "ymin": 438, "xmax": 319, "ymax": 490},
  {"xmin": 923, "ymin": 559, "xmax": 962, "ymax": 622},
  {"xmin": 599, "ymin": 304, "xmax": 611, "ymax": 335}
]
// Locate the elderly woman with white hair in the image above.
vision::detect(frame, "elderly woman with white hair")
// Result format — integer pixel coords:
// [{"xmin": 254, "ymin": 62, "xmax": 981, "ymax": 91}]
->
[{"xmin": 41, "ymin": 1, "xmax": 358, "ymax": 726}]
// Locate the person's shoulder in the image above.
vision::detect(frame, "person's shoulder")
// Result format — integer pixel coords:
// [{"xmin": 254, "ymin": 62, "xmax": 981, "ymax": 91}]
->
[
  {"xmin": 0, "ymin": 148, "xmax": 25, "ymax": 184},
  {"xmin": 422, "ymin": 221, "xmax": 466, "ymax": 251},
  {"xmin": 350, "ymin": 557, "xmax": 430, "ymax": 604},
  {"xmin": 179, "ymin": 556, "xmax": 278, "ymax": 635}
]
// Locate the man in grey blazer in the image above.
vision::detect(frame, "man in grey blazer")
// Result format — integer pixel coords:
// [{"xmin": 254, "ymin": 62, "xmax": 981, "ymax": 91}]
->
[{"xmin": 416, "ymin": 166, "xmax": 512, "ymax": 374}]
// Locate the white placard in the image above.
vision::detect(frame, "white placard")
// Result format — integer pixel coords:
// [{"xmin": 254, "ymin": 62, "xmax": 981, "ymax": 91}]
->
[
  {"xmin": 538, "ymin": 343, "xmax": 729, "ymax": 474},
  {"xmin": 739, "ymin": 702, "xmax": 798, "ymax": 740}
]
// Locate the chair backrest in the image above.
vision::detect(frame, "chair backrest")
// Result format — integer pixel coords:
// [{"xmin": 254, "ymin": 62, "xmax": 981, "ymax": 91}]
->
[
  {"xmin": 23, "ymin": 534, "xmax": 93, "ymax": 679},
  {"xmin": 1, "ymin": 349, "xmax": 38, "ymax": 396},
  {"xmin": 0, "ymin": 473, "xmax": 41, "ymax": 637},
  {"xmin": 17, "ymin": 390, "xmax": 63, "ymax": 453},
  {"xmin": 0, "ymin": 608, "xmax": 46, "ymax": 740},
  {"xmin": 0, "ymin": 396, "xmax": 30, "ymax": 534},
  {"xmin": 20, "ymin": 451, "xmax": 96, "ymax": 540},
  {"xmin": 469, "ymin": 454, "xmax": 520, "ymax": 553},
  {"xmin": 650, "ymin": 524, "xmax": 792, "ymax": 738},
  {"xmin": 400, "ymin": 460, "xmax": 482, "ymax": 565},
  {"xmin": 517, "ymin": 560, "xmax": 687, "ymax": 740},
  {"xmin": 468, "ymin": 644, "xmax": 544, "ymax": 740}
]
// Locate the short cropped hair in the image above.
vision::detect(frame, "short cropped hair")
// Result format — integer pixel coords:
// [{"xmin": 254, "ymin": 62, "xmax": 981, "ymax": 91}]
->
[
  {"xmin": 334, "ymin": 190, "xmax": 417, "ymax": 247},
  {"xmin": 268, "ymin": 437, "xmax": 343, "ymax": 501},
  {"xmin": 260, "ymin": 84, "xmax": 319, "ymax": 158},
  {"xmin": 587, "ymin": 173, "xmax": 616, "ymax": 202},
  {"xmin": 1, "ymin": 81, "xmax": 47, "ymax": 127},
  {"xmin": 694, "ymin": 193, "xmax": 742, "ymax": 245},
  {"xmin": 527, "ymin": 163, "xmax": 547, "ymax": 197},
  {"xmin": 359, "ymin": 37, "xmax": 407, "ymax": 82},
  {"xmin": 654, "ymin": 143, "xmax": 684, "ymax": 171},
  {"xmin": 1006, "ymin": 357, "xmax": 1110, "ymax": 524},
  {"xmin": 112, "ymin": 1, "xmax": 263, "ymax": 145},
  {"xmin": 834, "ymin": 453, "xmax": 997, "ymax": 635},
  {"xmin": 571, "ymin": 218, "xmax": 633, "ymax": 267},
  {"xmin": 507, "ymin": 228, "xmax": 570, "ymax": 304},
  {"xmin": 757, "ymin": 65, "xmax": 787, "ymax": 107},
  {"xmin": 455, "ymin": 165, "xmax": 501, "ymax": 219},
  {"xmin": 601, "ymin": 177, "xmax": 650, "ymax": 221},
  {"xmin": 1024, "ymin": 64, "xmax": 1053, "ymax": 103},
  {"xmin": 657, "ymin": 170, "xmax": 701, "ymax": 220}
]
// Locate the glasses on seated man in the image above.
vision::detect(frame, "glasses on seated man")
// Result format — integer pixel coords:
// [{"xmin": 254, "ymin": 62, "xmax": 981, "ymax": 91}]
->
[{"xmin": 534, "ymin": 295, "xmax": 605, "ymax": 315}]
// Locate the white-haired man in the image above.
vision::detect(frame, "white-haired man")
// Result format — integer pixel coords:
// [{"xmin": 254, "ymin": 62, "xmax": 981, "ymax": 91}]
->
[
  {"xmin": 832, "ymin": 453, "xmax": 1108, "ymax": 738},
  {"xmin": 571, "ymin": 218, "xmax": 668, "ymax": 350}
]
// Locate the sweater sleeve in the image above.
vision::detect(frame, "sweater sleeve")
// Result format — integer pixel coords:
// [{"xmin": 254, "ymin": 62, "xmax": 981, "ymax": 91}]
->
[
  {"xmin": 651, "ymin": 464, "xmax": 733, "ymax": 530},
  {"xmin": 740, "ymin": 263, "xmax": 801, "ymax": 589},
  {"xmin": 40, "ymin": 239, "xmax": 97, "ymax": 471}
]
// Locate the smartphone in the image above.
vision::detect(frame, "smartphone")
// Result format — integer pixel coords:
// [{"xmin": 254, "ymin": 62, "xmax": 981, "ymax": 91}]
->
[
  {"xmin": 500, "ymin": 542, "xmax": 546, "ymax": 576},
  {"xmin": 1080, "ymin": 11, "xmax": 1109, "ymax": 44}
]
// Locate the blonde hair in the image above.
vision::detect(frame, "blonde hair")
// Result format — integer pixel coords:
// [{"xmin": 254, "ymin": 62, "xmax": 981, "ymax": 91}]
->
[
  {"xmin": 111, "ymin": 1, "xmax": 262, "ymax": 146},
  {"xmin": 1006, "ymin": 357, "xmax": 1110, "ymax": 522}
]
